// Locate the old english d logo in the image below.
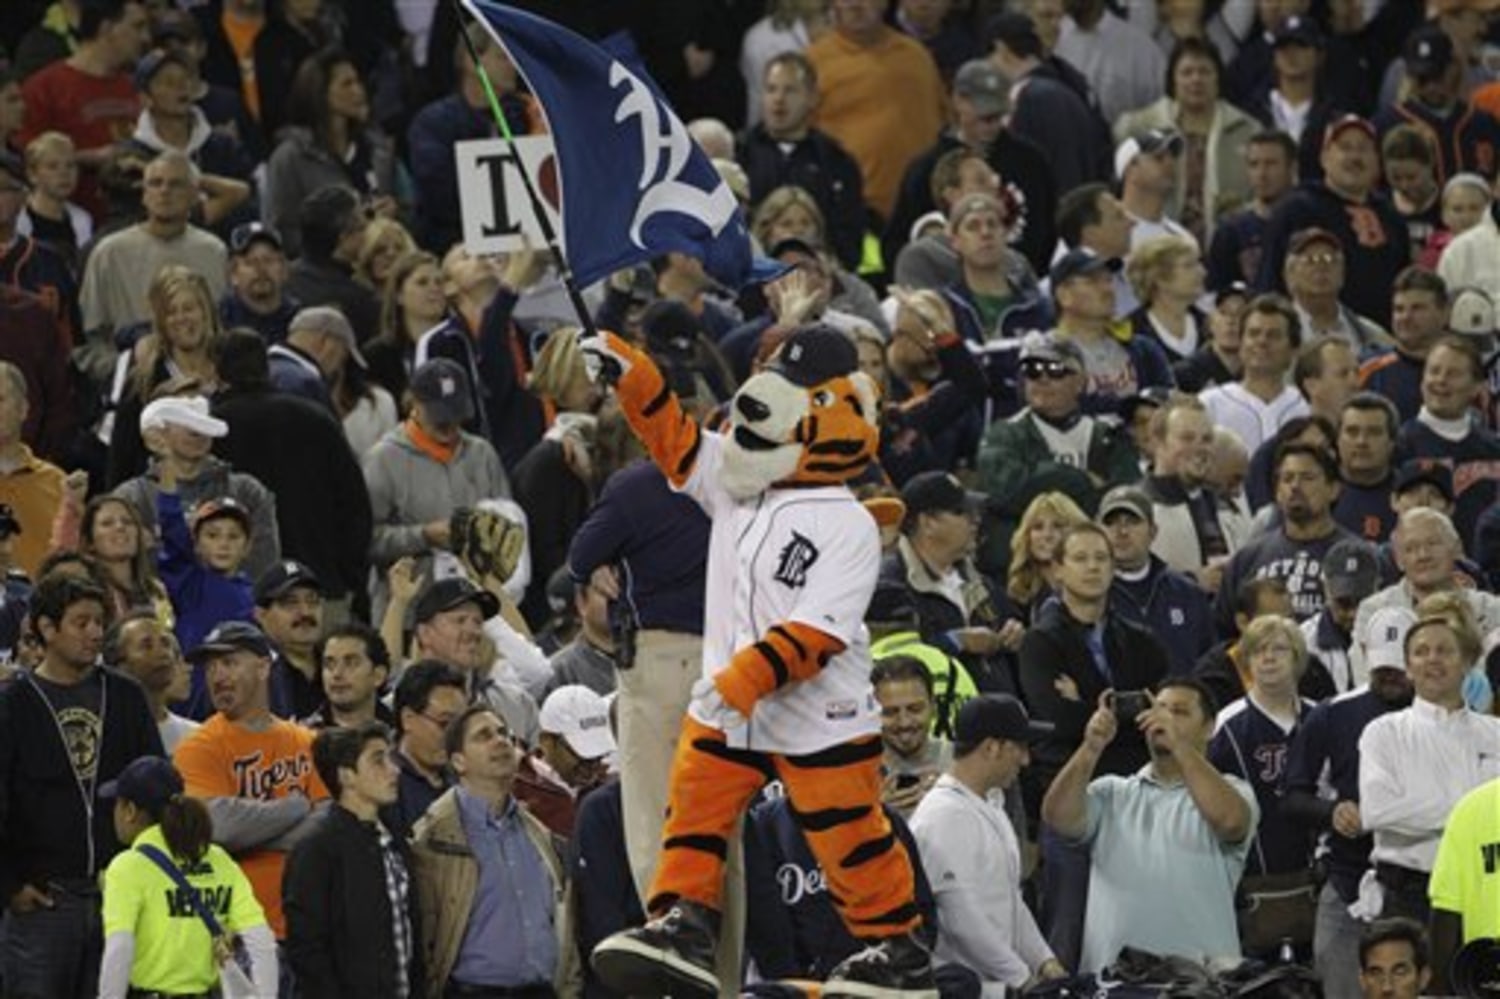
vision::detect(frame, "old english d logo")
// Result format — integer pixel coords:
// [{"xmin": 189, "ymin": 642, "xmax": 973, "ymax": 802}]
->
[{"xmin": 773, "ymin": 531, "xmax": 820, "ymax": 588}]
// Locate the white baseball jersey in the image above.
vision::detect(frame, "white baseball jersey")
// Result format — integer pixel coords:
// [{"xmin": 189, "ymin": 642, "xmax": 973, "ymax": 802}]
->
[{"xmin": 677, "ymin": 431, "xmax": 881, "ymax": 755}]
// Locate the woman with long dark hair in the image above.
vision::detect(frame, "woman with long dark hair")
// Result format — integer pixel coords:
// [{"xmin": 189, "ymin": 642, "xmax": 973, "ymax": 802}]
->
[
  {"xmin": 263, "ymin": 46, "xmax": 396, "ymax": 256},
  {"xmin": 98, "ymin": 757, "xmax": 278, "ymax": 998}
]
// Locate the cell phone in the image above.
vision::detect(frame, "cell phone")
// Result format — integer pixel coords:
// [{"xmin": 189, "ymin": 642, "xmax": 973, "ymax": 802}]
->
[
  {"xmin": 1112, "ymin": 690, "xmax": 1152, "ymax": 724},
  {"xmin": 894, "ymin": 773, "xmax": 922, "ymax": 790}
]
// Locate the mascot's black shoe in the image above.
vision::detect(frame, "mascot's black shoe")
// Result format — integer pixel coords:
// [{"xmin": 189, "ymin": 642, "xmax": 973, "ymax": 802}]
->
[
  {"xmin": 823, "ymin": 933, "xmax": 939, "ymax": 998},
  {"xmin": 591, "ymin": 900, "xmax": 721, "ymax": 997}
]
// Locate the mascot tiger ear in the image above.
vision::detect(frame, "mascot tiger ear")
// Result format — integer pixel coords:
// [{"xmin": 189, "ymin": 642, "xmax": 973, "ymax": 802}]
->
[{"xmin": 720, "ymin": 324, "xmax": 881, "ymax": 500}]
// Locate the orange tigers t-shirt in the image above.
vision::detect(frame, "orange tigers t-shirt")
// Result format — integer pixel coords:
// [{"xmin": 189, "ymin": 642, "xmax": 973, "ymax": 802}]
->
[{"xmin": 173, "ymin": 714, "xmax": 328, "ymax": 938}]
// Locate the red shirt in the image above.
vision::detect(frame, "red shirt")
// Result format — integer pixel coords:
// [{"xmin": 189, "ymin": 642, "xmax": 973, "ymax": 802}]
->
[{"xmin": 19, "ymin": 61, "xmax": 139, "ymax": 219}]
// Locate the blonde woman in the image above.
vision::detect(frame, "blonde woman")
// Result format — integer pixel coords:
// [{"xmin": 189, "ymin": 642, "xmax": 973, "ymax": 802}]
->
[
  {"xmin": 106, "ymin": 266, "xmax": 221, "ymax": 487},
  {"xmin": 1208, "ymin": 614, "xmax": 1315, "ymax": 893},
  {"xmin": 1125, "ymin": 234, "xmax": 1209, "ymax": 365},
  {"xmin": 750, "ymin": 185, "xmax": 886, "ymax": 330},
  {"xmin": 355, "ymin": 216, "xmax": 417, "ymax": 292},
  {"xmin": 1006, "ymin": 492, "xmax": 1089, "ymax": 615}
]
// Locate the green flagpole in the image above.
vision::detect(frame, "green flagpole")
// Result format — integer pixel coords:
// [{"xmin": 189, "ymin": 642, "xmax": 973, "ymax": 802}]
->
[{"xmin": 453, "ymin": 0, "xmax": 599, "ymax": 336}]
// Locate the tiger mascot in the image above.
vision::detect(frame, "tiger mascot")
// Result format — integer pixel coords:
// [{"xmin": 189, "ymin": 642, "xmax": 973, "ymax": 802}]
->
[{"xmin": 585, "ymin": 324, "xmax": 935, "ymax": 998}]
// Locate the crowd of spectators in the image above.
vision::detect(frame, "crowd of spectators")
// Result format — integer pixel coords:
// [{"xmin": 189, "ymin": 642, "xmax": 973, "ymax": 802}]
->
[{"xmin": 2, "ymin": 0, "xmax": 1500, "ymax": 996}]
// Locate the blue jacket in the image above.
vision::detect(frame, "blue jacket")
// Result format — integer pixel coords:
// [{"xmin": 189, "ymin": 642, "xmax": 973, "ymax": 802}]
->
[
  {"xmin": 266, "ymin": 344, "xmax": 334, "ymax": 412},
  {"xmin": 219, "ymin": 292, "xmax": 300, "ymax": 344},
  {"xmin": 1108, "ymin": 557, "xmax": 1215, "ymax": 679},
  {"xmin": 157, "ymin": 491, "xmax": 255, "ymax": 719},
  {"xmin": 567, "ymin": 459, "xmax": 709, "ymax": 636}
]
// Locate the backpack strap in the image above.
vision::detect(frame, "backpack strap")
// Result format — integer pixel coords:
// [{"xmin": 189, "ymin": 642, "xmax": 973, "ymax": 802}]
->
[{"xmin": 136, "ymin": 843, "xmax": 226, "ymax": 939}]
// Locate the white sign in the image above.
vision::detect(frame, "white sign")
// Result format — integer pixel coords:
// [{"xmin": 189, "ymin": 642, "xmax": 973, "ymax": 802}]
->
[{"xmin": 456, "ymin": 136, "xmax": 563, "ymax": 255}]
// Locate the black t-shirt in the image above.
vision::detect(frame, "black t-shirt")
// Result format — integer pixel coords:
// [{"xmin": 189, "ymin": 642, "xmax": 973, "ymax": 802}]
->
[{"xmin": 32, "ymin": 670, "xmax": 104, "ymax": 785}]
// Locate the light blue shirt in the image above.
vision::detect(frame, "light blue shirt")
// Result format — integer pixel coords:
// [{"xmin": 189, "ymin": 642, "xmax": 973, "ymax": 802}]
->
[
  {"xmin": 1078, "ymin": 764, "xmax": 1258, "ymax": 974},
  {"xmin": 451, "ymin": 788, "xmax": 558, "ymax": 987}
]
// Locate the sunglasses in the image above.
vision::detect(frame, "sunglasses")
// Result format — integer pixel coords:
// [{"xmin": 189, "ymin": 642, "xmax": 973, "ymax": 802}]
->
[{"xmin": 1021, "ymin": 360, "xmax": 1074, "ymax": 381}]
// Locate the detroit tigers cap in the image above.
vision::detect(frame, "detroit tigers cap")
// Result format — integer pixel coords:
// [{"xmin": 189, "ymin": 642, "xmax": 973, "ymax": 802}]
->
[
  {"xmin": 409, "ymin": 358, "xmax": 475, "ymax": 427},
  {"xmin": 255, "ymin": 560, "xmax": 324, "ymax": 606},
  {"xmin": 901, "ymin": 470, "xmax": 982, "ymax": 518},
  {"xmin": 1322, "ymin": 539, "xmax": 1381, "ymax": 601},
  {"xmin": 1405, "ymin": 22, "xmax": 1456, "ymax": 83},
  {"xmin": 953, "ymin": 59, "xmax": 1010, "ymax": 118},
  {"xmin": 1365, "ymin": 606, "xmax": 1417, "ymax": 673},
  {"xmin": 954, "ymin": 694, "xmax": 1053, "ymax": 745},
  {"xmin": 1271, "ymin": 15, "xmax": 1324, "ymax": 49},
  {"xmin": 767, "ymin": 324, "xmax": 858, "ymax": 387},
  {"xmin": 187, "ymin": 620, "xmax": 272, "ymax": 664}
]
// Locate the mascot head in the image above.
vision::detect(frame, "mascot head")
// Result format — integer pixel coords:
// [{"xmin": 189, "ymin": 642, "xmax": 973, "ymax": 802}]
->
[{"xmin": 722, "ymin": 324, "xmax": 880, "ymax": 499}]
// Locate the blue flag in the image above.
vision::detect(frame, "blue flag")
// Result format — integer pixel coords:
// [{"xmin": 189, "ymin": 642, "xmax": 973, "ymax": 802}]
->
[{"xmin": 463, "ymin": 0, "xmax": 755, "ymax": 289}]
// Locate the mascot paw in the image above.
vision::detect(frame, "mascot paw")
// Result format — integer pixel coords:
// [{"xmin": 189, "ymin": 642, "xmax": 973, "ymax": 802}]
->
[
  {"xmin": 581, "ymin": 330, "xmax": 634, "ymax": 385},
  {"xmin": 690, "ymin": 676, "xmax": 747, "ymax": 732}
]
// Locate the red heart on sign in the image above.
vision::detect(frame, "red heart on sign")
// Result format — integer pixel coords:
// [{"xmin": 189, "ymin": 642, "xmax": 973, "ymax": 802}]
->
[{"xmin": 538, "ymin": 154, "xmax": 560, "ymax": 213}]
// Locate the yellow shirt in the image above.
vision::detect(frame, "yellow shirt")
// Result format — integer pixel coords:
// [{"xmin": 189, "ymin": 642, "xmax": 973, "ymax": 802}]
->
[
  {"xmin": 102, "ymin": 825, "xmax": 267, "ymax": 993},
  {"xmin": 807, "ymin": 27, "xmax": 946, "ymax": 221},
  {"xmin": 1429, "ymin": 775, "xmax": 1500, "ymax": 941}
]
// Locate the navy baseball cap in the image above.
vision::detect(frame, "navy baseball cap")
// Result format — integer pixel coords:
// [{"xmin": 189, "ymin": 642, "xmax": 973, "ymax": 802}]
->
[
  {"xmin": 99, "ymin": 756, "xmax": 185, "ymax": 810},
  {"xmin": 255, "ymin": 560, "xmax": 324, "ymax": 606},
  {"xmin": 1393, "ymin": 460, "xmax": 1454, "ymax": 502},
  {"xmin": 954, "ymin": 694, "xmax": 1053, "ymax": 745},
  {"xmin": 187, "ymin": 621, "xmax": 272, "ymax": 663},
  {"xmin": 767, "ymin": 324, "xmax": 858, "ymax": 387},
  {"xmin": 1050, "ymin": 249, "xmax": 1121, "ymax": 289},
  {"xmin": 410, "ymin": 358, "xmax": 475, "ymax": 426}
]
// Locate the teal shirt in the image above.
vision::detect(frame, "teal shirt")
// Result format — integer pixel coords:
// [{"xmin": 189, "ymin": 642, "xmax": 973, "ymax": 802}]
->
[{"xmin": 1078, "ymin": 765, "xmax": 1257, "ymax": 973}]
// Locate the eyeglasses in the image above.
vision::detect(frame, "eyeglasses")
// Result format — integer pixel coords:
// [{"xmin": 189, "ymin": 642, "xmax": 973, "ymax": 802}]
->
[{"xmin": 1021, "ymin": 360, "xmax": 1074, "ymax": 381}]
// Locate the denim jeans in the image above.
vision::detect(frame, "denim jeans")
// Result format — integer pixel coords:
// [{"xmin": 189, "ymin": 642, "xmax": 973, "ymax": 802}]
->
[
  {"xmin": 1039, "ymin": 825, "xmax": 1091, "ymax": 971},
  {"xmin": 1, "ymin": 889, "xmax": 103, "ymax": 999},
  {"xmin": 1313, "ymin": 882, "xmax": 1364, "ymax": 999}
]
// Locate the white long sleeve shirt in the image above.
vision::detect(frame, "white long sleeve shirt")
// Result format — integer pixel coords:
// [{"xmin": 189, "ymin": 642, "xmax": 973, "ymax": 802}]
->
[
  {"xmin": 910, "ymin": 775, "xmax": 1053, "ymax": 993},
  {"xmin": 1358, "ymin": 697, "xmax": 1500, "ymax": 871}
]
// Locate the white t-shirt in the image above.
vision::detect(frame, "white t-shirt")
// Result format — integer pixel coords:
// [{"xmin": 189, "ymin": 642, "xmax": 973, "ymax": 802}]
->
[{"xmin": 680, "ymin": 432, "xmax": 881, "ymax": 754}]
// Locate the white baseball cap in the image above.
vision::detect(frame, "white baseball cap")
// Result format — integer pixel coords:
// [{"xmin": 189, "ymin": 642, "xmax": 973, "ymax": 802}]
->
[
  {"xmin": 1365, "ymin": 605, "xmax": 1417, "ymax": 673},
  {"xmin": 139, "ymin": 395, "xmax": 228, "ymax": 438},
  {"xmin": 538, "ymin": 685, "xmax": 615, "ymax": 760}
]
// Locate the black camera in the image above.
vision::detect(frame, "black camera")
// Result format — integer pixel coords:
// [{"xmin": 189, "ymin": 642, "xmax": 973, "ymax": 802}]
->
[{"xmin": 1112, "ymin": 690, "xmax": 1152, "ymax": 724}]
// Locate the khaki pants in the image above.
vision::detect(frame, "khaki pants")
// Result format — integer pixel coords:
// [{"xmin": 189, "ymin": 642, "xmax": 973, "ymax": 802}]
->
[{"xmin": 617, "ymin": 629, "xmax": 743, "ymax": 996}]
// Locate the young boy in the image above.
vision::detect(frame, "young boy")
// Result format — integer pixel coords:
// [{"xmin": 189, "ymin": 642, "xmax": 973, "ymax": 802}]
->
[
  {"xmin": 142, "ymin": 395, "xmax": 257, "ymax": 717},
  {"xmin": 19, "ymin": 131, "xmax": 92, "ymax": 270}
]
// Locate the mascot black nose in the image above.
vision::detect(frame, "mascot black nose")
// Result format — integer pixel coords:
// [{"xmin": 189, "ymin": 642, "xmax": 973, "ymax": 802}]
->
[{"xmin": 736, "ymin": 394, "xmax": 771, "ymax": 423}]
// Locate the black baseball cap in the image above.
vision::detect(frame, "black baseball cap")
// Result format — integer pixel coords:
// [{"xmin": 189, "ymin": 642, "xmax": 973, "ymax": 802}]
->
[
  {"xmin": 1120, "ymin": 385, "xmax": 1172, "ymax": 421},
  {"xmin": 954, "ymin": 694, "xmax": 1053, "ymax": 745},
  {"xmin": 1322, "ymin": 538, "xmax": 1381, "ymax": 601},
  {"xmin": 254, "ymin": 560, "xmax": 324, "ymax": 606},
  {"xmin": 1214, "ymin": 280, "xmax": 1250, "ymax": 306},
  {"xmin": 410, "ymin": 358, "xmax": 475, "ymax": 426},
  {"xmin": 413, "ymin": 576, "xmax": 500, "ymax": 625},
  {"xmin": 1049, "ymin": 249, "xmax": 1122, "ymax": 289},
  {"xmin": 767, "ymin": 324, "xmax": 858, "ymax": 387},
  {"xmin": 229, "ymin": 221, "xmax": 284, "ymax": 256},
  {"xmin": 1272, "ymin": 14, "xmax": 1324, "ymax": 49},
  {"xmin": 901, "ymin": 471, "xmax": 982, "ymax": 518},
  {"xmin": 187, "ymin": 620, "xmax": 272, "ymax": 663},
  {"xmin": 1392, "ymin": 460, "xmax": 1454, "ymax": 502},
  {"xmin": 1405, "ymin": 22, "xmax": 1456, "ymax": 83},
  {"xmin": 99, "ymin": 756, "xmax": 185, "ymax": 810}
]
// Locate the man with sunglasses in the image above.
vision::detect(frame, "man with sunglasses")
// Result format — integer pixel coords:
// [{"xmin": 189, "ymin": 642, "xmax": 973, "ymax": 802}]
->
[
  {"xmin": 976, "ymin": 331, "xmax": 1139, "ymax": 526},
  {"xmin": 220, "ymin": 220, "xmax": 298, "ymax": 342}
]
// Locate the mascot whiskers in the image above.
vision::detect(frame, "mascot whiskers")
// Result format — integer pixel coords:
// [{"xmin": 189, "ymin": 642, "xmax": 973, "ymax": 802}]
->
[{"xmin": 585, "ymin": 324, "xmax": 937, "ymax": 998}]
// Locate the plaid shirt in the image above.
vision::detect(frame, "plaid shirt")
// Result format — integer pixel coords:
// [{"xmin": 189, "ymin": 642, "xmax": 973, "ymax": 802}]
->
[{"xmin": 377, "ymin": 822, "xmax": 415, "ymax": 999}]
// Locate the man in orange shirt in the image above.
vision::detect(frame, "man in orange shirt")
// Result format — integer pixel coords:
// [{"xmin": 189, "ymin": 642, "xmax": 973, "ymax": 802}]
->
[
  {"xmin": 807, "ymin": 0, "xmax": 946, "ymax": 225},
  {"xmin": 173, "ymin": 620, "xmax": 328, "ymax": 954}
]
